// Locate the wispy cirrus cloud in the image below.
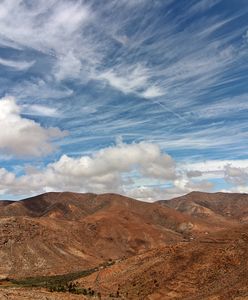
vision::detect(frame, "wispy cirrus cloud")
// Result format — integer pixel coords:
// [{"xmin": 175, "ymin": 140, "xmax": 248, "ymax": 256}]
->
[
  {"xmin": 10, "ymin": 79, "xmax": 73, "ymax": 100},
  {"xmin": 21, "ymin": 104, "xmax": 59, "ymax": 118},
  {"xmin": 0, "ymin": 0, "xmax": 246, "ymax": 108},
  {"xmin": 0, "ymin": 57, "xmax": 34, "ymax": 70}
]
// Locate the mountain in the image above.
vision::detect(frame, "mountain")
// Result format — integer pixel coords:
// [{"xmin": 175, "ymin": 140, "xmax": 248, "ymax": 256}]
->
[
  {"xmin": 158, "ymin": 191, "xmax": 248, "ymax": 223},
  {"xmin": 0, "ymin": 192, "xmax": 213, "ymax": 279},
  {"xmin": 76, "ymin": 224, "xmax": 248, "ymax": 299},
  {"xmin": 0, "ymin": 191, "xmax": 247, "ymax": 299}
]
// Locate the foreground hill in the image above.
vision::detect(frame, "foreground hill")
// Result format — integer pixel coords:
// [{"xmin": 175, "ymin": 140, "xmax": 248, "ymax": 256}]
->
[
  {"xmin": 0, "ymin": 288, "xmax": 88, "ymax": 300},
  {"xmin": 76, "ymin": 224, "xmax": 248, "ymax": 299}
]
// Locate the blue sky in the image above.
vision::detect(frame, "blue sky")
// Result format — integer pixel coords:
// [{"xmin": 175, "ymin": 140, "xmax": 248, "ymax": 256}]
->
[{"xmin": 0, "ymin": 0, "xmax": 247, "ymax": 201}]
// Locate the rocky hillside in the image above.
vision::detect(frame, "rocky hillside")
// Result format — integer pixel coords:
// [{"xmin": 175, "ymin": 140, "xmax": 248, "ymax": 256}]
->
[
  {"xmin": 159, "ymin": 191, "xmax": 248, "ymax": 223},
  {"xmin": 0, "ymin": 192, "xmax": 215, "ymax": 278},
  {"xmin": 0, "ymin": 191, "xmax": 247, "ymax": 299},
  {"xmin": 76, "ymin": 224, "xmax": 248, "ymax": 299}
]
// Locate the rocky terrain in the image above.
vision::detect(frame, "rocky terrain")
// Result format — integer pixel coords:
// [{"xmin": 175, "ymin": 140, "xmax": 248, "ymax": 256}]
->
[
  {"xmin": 76, "ymin": 224, "xmax": 248, "ymax": 299},
  {"xmin": 0, "ymin": 191, "xmax": 247, "ymax": 299},
  {"xmin": 0, "ymin": 287, "xmax": 88, "ymax": 300},
  {"xmin": 159, "ymin": 191, "xmax": 248, "ymax": 223}
]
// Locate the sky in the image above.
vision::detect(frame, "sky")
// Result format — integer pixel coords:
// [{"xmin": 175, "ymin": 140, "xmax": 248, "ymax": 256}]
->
[{"xmin": 0, "ymin": 0, "xmax": 247, "ymax": 201}]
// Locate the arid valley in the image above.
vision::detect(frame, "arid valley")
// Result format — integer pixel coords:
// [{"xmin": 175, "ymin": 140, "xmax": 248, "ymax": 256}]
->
[{"xmin": 0, "ymin": 191, "xmax": 248, "ymax": 299}]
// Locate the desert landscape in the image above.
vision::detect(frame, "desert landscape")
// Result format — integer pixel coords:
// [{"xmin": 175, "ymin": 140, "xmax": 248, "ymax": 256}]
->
[
  {"xmin": 0, "ymin": 191, "xmax": 247, "ymax": 299},
  {"xmin": 0, "ymin": 0, "xmax": 248, "ymax": 299}
]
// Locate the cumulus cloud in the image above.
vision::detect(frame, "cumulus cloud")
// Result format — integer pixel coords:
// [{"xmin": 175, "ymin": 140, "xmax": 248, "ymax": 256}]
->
[
  {"xmin": 0, "ymin": 168, "xmax": 16, "ymax": 195},
  {"xmin": 0, "ymin": 141, "xmax": 177, "ymax": 197},
  {"xmin": 53, "ymin": 141, "xmax": 176, "ymax": 179},
  {"xmin": 224, "ymin": 164, "xmax": 248, "ymax": 186},
  {"xmin": 127, "ymin": 186, "xmax": 166, "ymax": 202},
  {"xmin": 0, "ymin": 140, "xmax": 219, "ymax": 201},
  {"xmin": 1, "ymin": 141, "xmax": 247, "ymax": 201},
  {"xmin": 126, "ymin": 177, "xmax": 215, "ymax": 201},
  {"xmin": 173, "ymin": 177, "xmax": 214, "ymax": 194},
  {"xmin": 0, "ymin": 97, "xmax": 67, "ymax": 157}
]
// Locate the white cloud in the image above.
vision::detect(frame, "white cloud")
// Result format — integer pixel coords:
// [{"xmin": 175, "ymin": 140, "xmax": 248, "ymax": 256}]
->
[
  {"xmin": 126, "ymin": 186, "xmax": 166, "ymax": 202},
  {"xmin": 0, "ymin": 57, "xmax": 34, "ymax": 70},
  {"xmin": 183, "ymin": 159, "xmax": 248, "ymax": 174},
  {"xmin": 221, "ymin": 186, "xmax": 248, "ymax": 194},
  {"xmin": 184, "ymin": 179, "xmax": 214, "ymax": 191},
  {"xmin": 0, "ymin": 96, "xmax": 67, "ymax": 157},
  {"xmin": 0, "ymin": 168, "xmax": 16, "ymax": 195},
  {"xmin": 180, "ymin": 160, "xmax": 248, "ymax": 194},
  {"xmin": 98, "ymin": 64, "xmax": 150, "ymax": 95},
  {"xmin": 0, "ymin": 0, "xmax": 96, "ymax": 81},
  {"xmin": 224, "ymin": 164, "xmax": 248, "ymax": 186},
  {"xmin": 1, "ymin": 141, "xmax": 248, "ymax": 200},
  {"xmin": 0, "ymin": 141, "xmax": 177, "ymax": 197},
  {"xmin": 54, "ymin": 51, "xmax": 82, "ymax": 81},
  {"xmin": 11, "ymin": 79, "xmax": 73, "ymax": 100},
  {"xmin": 187, "ymin": 0, "xmax": 221, "ymax": 16},
  {"xmin": 157, "ymin": 123, "xmax": 247, "ymax": 153},
  {"xmin": 0, "ymin": 0, "xmax": 242, "ymax": 103},
  {"xmin": 141, "ymin": 86, "xmax": 165, "ymax": 98},
  {"xmin": 0, "ymin": 1, "xmax": 247, "ymax": 200},
  {"xmin": 194, "ymin": 94, "xmax": 248, "ymax": 119},
  {"xmin": 97, "ymin": 64, "xmax": 169, "ymax": 100},
  {"xmin": 126, "ymin": 177, "xmax": 215, "ymax": 201},
  {"xmin": 22, "ymin": 104, "xmax": 59, "ymax": 117},
  {"xmin": 49, "ymin": 141, "xmax": 176, "ymax": 181}
]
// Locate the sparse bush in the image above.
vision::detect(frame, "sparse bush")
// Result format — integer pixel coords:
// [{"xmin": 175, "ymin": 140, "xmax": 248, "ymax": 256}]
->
[{"xmin": 10, "ymin": 264, "xmax": 107, "ymax": 297}]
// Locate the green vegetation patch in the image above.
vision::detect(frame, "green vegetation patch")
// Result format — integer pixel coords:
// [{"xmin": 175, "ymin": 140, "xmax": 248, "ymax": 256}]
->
[{"xmin": 10, "ymin": 267, "xmax": 97, "ymax": 288}]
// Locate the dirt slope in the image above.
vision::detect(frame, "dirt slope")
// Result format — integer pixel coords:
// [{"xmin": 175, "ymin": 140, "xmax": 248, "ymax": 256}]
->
[
  {"xmin": 76, "ymin": 225, "xmax": 248, "ymax": 299},
  {"xmin": 0, "ymin": 287, "xmax": 87, "ymax": 300},
  {"xmin": 0, "ymin": 191, "xmax": 247, "ymax": 300}
]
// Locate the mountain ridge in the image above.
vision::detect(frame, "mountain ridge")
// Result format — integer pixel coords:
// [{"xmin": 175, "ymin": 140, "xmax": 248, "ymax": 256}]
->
[{"xmin": 1, "ymin": 191, "xmax": 248, "ymax": 299}]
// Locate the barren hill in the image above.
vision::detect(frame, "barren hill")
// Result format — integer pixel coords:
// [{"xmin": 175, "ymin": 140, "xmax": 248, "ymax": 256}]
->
[
  {"xmin": 76, "ymin": 224, "xmax": 248, "ymax": 299},
  {"xmin": 0, "ymin": 191, "xmax": 247, "ymax": 299},
  {"xmin": 159, "ymin": 191, "xmax": 248, "ymax": 223},
  {"xmin": 0, "ymin": 192, "xmax": 213, "ymax": 279}
]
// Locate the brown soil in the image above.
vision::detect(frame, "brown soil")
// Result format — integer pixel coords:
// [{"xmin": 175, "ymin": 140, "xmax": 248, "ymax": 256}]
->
[{"xmin": 0, "ymin": 191, "xmax": 247, "ymax": 299}]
